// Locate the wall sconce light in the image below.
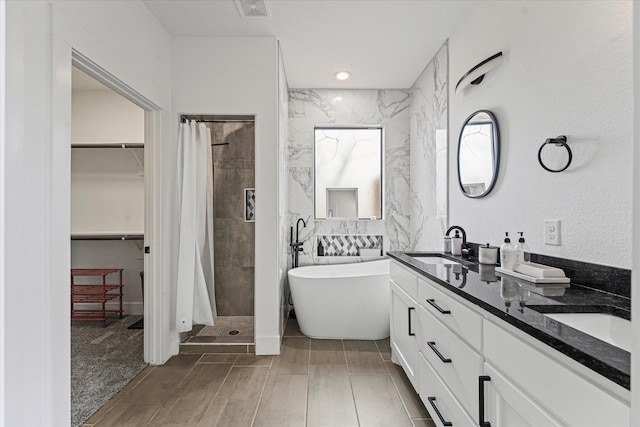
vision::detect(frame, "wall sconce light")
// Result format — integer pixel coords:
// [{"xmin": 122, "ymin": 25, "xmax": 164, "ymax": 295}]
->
[{"xmin": 455, "ymin": 52, "xmax": 503, "ymax": 93}]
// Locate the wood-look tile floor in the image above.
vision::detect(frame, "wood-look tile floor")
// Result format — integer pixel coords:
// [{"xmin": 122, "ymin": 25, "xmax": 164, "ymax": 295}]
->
[{"xmin": 83, "ymin": 318, "xmax": 435, "ymax": 427}]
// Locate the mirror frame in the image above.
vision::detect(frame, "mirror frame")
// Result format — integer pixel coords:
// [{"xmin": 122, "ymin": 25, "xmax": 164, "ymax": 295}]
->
[{"xmin": 457, "ymin": 110, "xmax": 500, "ymax": 199}]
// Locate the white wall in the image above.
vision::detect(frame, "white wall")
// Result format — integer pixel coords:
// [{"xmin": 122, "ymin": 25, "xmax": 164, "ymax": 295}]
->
[
  {"xmin": 172, "ymin": 37, "xmax": 280, "ymax": 354},
  {"xmin": 72, "ymin": 89, "xmax": 144, "ymax": 143},
  {"xmin": 449, "ymin": 1, "xmax": 632, "ymax": 268},
  {"xmin": 71, "ymin": 90, "xmax": 145, "ymax": 234},
  {"xmin": 0, "ymin": 0, "xmax": 6, "ymax": 422},
  {"xmin": 71, "ymin": 148, "xmax": 145, "ymax": 234},
  {"xmin": 631, "ymin": 2, "xmax": 639, "ymax": 424},
  {"xmin": 1, "ymin": 1, "xmax": 172, "ymax": 425}
]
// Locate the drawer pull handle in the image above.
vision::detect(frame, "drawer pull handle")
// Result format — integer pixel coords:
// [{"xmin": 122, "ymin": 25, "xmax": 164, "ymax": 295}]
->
[
  {"xmin": 427, "ymin": 341, "xmax": 452, "ymax": 363},
  {"xmin": 426, "ymin": 298, "xmax": 451, "ymax": 314},
  {"xmin": 408, "ymin": 307, "xmax": 416, "ymax": 336},
  {"xmin": 427, "ymin": 396, "xmax": 453, "ymax": 426},
  {"xmin": 479, "ymin": 375, "xmax": 491, "ymax": 427}
]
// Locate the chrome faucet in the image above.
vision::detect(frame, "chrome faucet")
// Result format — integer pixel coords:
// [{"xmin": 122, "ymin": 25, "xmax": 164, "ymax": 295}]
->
[{"xmin": 290, "ymin": 217, "xmax": 307, "ymax": 268}]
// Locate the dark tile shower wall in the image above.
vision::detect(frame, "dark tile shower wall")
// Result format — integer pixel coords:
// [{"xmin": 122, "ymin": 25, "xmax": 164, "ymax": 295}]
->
[{"xmin": 211, "ymin": 122, "xmax": 255, "ymax": 316}]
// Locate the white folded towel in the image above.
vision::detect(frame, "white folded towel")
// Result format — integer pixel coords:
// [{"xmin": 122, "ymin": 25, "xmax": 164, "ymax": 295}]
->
[{"xmin": 514, "ymin": 262, "xmax": 566, "ymax": 278}]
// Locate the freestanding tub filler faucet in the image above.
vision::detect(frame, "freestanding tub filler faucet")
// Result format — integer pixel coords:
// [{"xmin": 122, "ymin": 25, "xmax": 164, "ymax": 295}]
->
[{"xmin": 290, "ymin": 217, "xmax": 307, "ymax": 268}]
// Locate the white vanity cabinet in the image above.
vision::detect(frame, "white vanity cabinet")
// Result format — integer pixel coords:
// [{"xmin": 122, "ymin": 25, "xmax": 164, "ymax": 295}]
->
[
  {"xmin": 388, "ymin": 259, "xmax": 631, "ymax": 427},
  {"xmin": 483, "ymin": 319, "xmax": 630, "ymax": 427},
  {"xmin": 481, "ymin": 363, "xmax": 563, "ymax": 427},
  {"xmin": 390, "ymin": 262, "xmax": 420, "ymax": 387},
  {"xmin": 417, "ymin": 285, "xmax": 483, "ymax": 419},
  {"xmin": 418, "ymin": 352, "xmax": 476, "ymax": 427}
]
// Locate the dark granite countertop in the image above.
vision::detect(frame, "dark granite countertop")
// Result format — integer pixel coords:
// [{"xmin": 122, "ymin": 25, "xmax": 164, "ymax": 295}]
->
[{"xmin": 387, "ymin": 251, "xmax": 631, "ymax": 390}]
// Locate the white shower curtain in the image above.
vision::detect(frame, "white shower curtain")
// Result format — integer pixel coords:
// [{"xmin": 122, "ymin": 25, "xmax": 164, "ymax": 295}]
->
[{"xmin": 176, "ymin": 120, "xmax": 216, "ymax": 332}]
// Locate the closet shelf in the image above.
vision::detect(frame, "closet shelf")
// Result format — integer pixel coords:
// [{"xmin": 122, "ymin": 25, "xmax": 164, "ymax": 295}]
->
[
  {"xmin": 71, "ymin": 142, "xmax": 144, "ymax": 148},
  {"xmin": 71, "ymin": 142, "xmax": 144, "ymax": 170},
  {"xmin": 71, "ymin": 233, "xmax": 144, "ymax": 241}
]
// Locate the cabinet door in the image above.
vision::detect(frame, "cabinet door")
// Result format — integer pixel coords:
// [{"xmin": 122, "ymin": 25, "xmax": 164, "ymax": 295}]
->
[
  {"xmin": 480, "ymin": 363, "xmax": 563, "ymax": 427},
  {"xmin": 484, "ymin": 319, "xmax": 630, "ymax": 427},
  {"xmin": 391, "ymin": 280, "xmax": 419, "ymax": 388}
]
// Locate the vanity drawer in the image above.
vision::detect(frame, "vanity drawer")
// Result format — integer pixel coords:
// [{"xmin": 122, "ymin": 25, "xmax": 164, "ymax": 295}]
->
[
  {"xmin": 390, "ymin": 261, "xmax": 418, "ymax": 299},
  {"xmin": 484, "ymin": 319, "xmax": 629, "ymax": 427},
  {"xmin": 418, "ymin": 278, "xmax": 483, "ymax": 351},
  {"xmin": 419, "ymin": 352, "xmax": 475, "ymax": 427},
  {"xmin": 418, "ymin": 305, "xmax": 483, "ymax": 418}
]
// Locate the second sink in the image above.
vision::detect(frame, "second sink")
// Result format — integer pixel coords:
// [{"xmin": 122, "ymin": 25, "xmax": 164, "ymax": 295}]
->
[{"xmin": 544, "ymin": 313, "xmax": 631, "ymax": 352}]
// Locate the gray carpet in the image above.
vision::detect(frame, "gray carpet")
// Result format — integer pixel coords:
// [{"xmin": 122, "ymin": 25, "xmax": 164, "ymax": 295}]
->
[{"xmin": 71, "ymin": 315, "xmax": 147, "ymax": 427}]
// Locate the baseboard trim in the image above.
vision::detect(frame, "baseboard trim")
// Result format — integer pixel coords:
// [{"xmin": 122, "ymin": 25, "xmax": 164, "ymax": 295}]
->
[{"xmin": 255, "ymin": 334, "xmax": 281, "ymax": 355}]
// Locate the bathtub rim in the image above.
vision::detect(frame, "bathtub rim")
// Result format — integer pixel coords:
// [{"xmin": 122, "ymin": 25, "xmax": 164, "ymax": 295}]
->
[{"xmin": 288, "ymin": 259, "xmax": 390, "ymax": 280}]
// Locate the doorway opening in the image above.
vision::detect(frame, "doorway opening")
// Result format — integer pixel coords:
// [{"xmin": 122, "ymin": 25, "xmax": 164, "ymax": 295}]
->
[
  {"xmin": 69, "ymin": 66, "xmax": 147, "ymax": 426},
  {"xmin": 66, "ymin": 49, "xmax": 163, "ymax": 426},
  {"xmin": 178, "ymin": 115, "xmax": 256, "ymax": 353}
]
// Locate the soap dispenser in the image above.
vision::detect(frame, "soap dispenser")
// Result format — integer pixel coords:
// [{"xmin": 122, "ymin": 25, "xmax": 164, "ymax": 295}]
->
[
  {"xmin": 515, "ymin": 232, "xmax": 530, "ymax": 264},
  {"xmin": 500, "ymin": 232, "xmax": 516, "ymax": 271},
  {"xmin": 451, "ymin": 230, "xmax": 463, "ymax": 256}
]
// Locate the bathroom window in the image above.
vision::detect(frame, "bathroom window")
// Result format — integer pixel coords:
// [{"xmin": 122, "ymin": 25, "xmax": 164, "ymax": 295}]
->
[{"xmin": 314, "ymin": 126, "xmax": 383, "ymax": 220}]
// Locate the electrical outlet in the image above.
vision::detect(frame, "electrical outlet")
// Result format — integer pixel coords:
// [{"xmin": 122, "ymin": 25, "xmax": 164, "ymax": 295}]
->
[{"xmin": 544, "ymin": 220, "xmax": 561, "ymax": 246}]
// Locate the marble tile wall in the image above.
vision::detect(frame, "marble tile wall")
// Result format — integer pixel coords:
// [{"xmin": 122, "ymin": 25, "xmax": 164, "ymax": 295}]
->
[
  {"xmin": 210, "ymin": 122, "xmax": 255, "ymax": 316},
  {"xmin": 409, "ymin": 42, "xmax": 449, "ymax": 250},
  {"xmin": 288, "ymin": 89, "xmax": 411, "ymax": 266}
]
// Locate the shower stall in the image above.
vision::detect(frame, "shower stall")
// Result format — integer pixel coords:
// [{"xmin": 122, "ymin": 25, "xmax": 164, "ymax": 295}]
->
[{"xmin": 180, "ymin": 115, "xmax": 256, "ymax": 349}]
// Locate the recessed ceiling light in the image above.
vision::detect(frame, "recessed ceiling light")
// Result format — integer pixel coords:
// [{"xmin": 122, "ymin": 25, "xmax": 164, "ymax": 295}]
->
[{"xmin": 334, "ymin": 71, "xmax": 351, "ymax": 81}]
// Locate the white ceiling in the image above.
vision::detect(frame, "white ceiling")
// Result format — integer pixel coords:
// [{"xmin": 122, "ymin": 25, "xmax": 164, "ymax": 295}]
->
[{"xmin": 143, "ymin": 0, "xmax": 477, "ymax": 89}]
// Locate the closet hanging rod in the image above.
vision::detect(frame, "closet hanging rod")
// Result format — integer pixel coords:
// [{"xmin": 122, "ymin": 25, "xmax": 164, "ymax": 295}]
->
[
  {"xmin": 71, "ymin": 143, "xmax": 144, "ymax": 149},
  {"xmin": 71, "ymin": 234, "xmax": 144, "ymax": 241}
]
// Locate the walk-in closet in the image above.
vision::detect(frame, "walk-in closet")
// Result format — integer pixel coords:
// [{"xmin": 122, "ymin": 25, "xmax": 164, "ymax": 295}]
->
[{"xmin": 70, "ymin": 67, "xmax": 147, "ymax": 427}]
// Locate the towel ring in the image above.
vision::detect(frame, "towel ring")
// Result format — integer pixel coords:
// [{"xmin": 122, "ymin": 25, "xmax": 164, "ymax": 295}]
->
[{"xmin": 538, "ymin": 136, "xmax": 572, "ymax": 173}]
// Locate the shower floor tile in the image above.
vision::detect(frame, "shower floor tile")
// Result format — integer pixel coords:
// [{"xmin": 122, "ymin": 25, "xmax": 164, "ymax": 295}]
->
[{"xmin": 183, "ymin": 316, "xmax": 254, "ymax": 345}]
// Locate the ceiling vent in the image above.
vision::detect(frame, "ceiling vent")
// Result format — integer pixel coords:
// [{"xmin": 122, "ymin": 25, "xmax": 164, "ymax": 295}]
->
[{"xmin": 235, "ymin": 0, "xmax": 271, "ymax": 18}]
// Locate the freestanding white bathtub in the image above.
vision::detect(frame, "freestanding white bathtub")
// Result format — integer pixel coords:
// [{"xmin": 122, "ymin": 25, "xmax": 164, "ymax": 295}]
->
[{"xmin": 287, "ymin": 259, "xmax": 390, "ymax": 340}]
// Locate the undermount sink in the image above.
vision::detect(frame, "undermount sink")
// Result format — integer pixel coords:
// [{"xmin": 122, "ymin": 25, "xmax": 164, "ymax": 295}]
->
[
  {"xmin": 544, "ymin": 313, "xmax": 632, "ymax": 352},
  {"xmin": 411, "ymin": 256, "xmax": 461, "ymax": 266}
]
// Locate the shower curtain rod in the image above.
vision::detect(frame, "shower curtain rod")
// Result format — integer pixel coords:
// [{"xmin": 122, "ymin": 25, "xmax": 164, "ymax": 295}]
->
[
  {"xmin": 180, "ymin": 118, "xmax": 254, "ymax": 124},
  {"xmin": 179, "ymin": 118, "xmax": 240, "ymax": 146}
]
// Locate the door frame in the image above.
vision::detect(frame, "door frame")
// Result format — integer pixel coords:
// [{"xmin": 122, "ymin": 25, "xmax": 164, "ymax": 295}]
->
[{"xmin": 66, "ymin": 49, "xmax": 165, "ymax": 363}]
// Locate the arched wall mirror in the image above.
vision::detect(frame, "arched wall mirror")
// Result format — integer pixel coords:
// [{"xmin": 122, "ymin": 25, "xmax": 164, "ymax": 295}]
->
[{"xmin": 457, "ymin": 110, "xmax": 500, "ymax": 198}]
